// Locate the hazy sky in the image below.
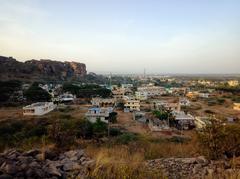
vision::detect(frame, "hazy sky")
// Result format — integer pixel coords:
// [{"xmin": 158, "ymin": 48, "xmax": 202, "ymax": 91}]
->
[{"xmin": 0, "ymin": 0, "xmax": 240, "ymax": 74}]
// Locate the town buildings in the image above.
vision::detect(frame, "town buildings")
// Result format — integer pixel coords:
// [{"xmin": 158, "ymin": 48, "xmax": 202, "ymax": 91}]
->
[
  {"xmin": 23, "ymin": 102, "xmax": 56, "ymax": 116},
  {"xmin": 137, "ymin": 86, "xmax": 166, "ymax": 97}
]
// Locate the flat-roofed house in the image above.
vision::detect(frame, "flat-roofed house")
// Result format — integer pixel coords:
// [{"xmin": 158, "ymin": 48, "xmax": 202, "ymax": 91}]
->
[
  {"xmin": 23, "ymin": 102, "xmax": 56, "ymax": 116},
  {"xmin": 85, "ymin": 107, "xmax": 113, "ymax": 123},
  {"xmin": 173, "ymin": 111, "xmax": 195, "ymax": 130}
]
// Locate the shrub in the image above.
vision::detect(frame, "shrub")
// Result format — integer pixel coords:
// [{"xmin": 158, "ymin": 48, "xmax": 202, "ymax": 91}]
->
[
  {"xmin": 75, "ymin": 119, "xmax": 93, "ymax": 139},
  {"xmin": 198, "ymin": 119, "xmax": 240, "ymax": 159},
  {"xmin": 48, "ymin": 119, "xmax": 76, "ymax": 148},
  {"xmin": 109, "ymin": 128, "xmax": 122, "ymax": 136},
  {"xmin": 116, "ymin": 133, "xmax": 139, "ymax": 145},
  {"xmin": 92, "ymin": 118, "xmax": 108, "ymax": 138}
]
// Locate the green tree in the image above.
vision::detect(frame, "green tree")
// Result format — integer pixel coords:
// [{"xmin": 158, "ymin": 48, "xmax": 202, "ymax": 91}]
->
[{"xmin": 24, "ymin": 83, "xmax": 51, "ymax": 102}]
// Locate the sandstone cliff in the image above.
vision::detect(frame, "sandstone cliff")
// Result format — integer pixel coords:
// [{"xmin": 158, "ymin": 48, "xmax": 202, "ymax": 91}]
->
[{"xmin": 0, "ymin": 56, "xmax": 87, "ymax": 81}]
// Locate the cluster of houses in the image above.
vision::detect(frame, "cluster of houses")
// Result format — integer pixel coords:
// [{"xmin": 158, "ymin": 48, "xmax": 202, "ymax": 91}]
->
[{"xmin": 22, "ymin": 81, "xmax": 239, "ymax": 134}]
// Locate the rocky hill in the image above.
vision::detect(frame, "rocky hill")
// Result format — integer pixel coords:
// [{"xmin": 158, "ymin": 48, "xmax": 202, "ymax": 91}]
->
[{"xmin": 0, "ymin": 56, "xmax": 87, "ymax": 81}]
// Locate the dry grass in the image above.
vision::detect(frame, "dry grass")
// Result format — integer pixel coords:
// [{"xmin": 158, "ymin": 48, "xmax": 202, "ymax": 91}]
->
[
  {"xmin": 84, "ymin": 132, "xmax": 200, "ymax": 178},
  {"xmin": 86, "ymin": 146, "xmax": 165, "ymax": 179}
]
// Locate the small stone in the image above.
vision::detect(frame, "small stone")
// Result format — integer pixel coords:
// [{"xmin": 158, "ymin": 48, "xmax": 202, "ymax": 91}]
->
[
  {"xmin": 29, "ymin": 161, "xmax": 41, "ymax": 168},
  {"xmin": 5, "ymin": 164, "xmax": 17, "ymax": 175},
  {"xmin": 63, "ymin": 162, "xmax": 81, "ymax": 171},
  {"xmin": 46, "ymin": 164, "xmax": 62, "ymax": 177}
]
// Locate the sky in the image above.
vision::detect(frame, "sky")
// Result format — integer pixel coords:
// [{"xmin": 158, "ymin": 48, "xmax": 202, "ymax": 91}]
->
[{"xmin": 0, "ymin": 0, "xmax": 240, "ymax": 74}]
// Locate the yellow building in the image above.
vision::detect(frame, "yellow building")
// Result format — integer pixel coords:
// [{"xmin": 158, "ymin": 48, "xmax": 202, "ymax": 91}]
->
[
  {"xmin": 228, "ymin": 80, "xmax": 239, "ymax": 87},
  {"xmin": 233, "ymin": 103, "xmax": 240, "ymax": 111},
  {"xmin": 124, "ymin": 99, "xmax": 140, "ymax": 112}
]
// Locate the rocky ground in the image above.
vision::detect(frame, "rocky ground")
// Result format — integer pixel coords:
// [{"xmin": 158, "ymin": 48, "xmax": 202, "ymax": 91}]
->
[
  {"xmin": 0, "ymin": 149, "xmax": 240, "ymax": 179},
  {"xmin": 0, "ymin": 149, "xmax": 94, "ymax": 179},
  {"xmin": 146, "ymin": 157, "xmax": 240, "ymax": 179}
]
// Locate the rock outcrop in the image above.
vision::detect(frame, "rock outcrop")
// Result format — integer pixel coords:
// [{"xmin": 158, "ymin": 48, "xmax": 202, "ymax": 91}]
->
[
  {"xmin": 0, "ymin": 56, "xmax": 87, "ymax": 81},
  {"xmin": 146, "ymin": 157, "xmax": 240, "ymax": 179},
  {"xmin": 0, "ymin": 149, "xmax": 94, "ymax": 179},
  {"xmin": 1, "ymin": 149, "xmax": 239, "ymax": 179}
]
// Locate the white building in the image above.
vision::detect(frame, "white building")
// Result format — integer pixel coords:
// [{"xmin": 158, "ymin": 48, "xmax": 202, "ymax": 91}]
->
[
  {"xmin": 137, "ymin": 86, "xmax": 166, "ymax": 97},
  {"xmin": 198, "ymin": 93, "xmax": 209, "ymax": 98},
  {"xmin": 135, "ymin": 91, "xmax": 148, "ymax": 101},
  {"xmin": 85, "ymin": 107, "xmax": 113, "ymax": 123},
  {"xmin": 23, "ymin": 102, "xmax": 56, "ymax": 116}
]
